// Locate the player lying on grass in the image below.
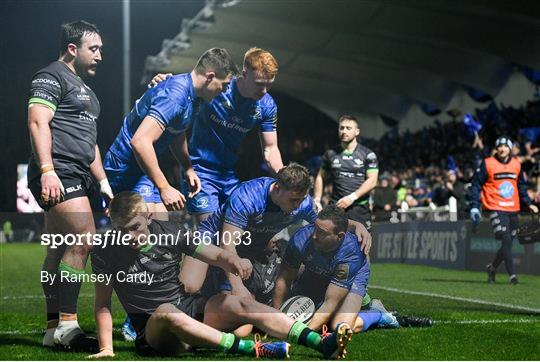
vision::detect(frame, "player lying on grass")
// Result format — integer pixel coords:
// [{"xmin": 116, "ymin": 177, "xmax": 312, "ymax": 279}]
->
[
  {"xmin": 184, "ymin": 163, "xmax": 372, "ymax": 298},
  {"xmin": 272, "ymin": 205, "xmax": 399, "ymax": 333},
  {"xmin": 89, "ymin": 191, "xmax": 353, "ymax": 359}
]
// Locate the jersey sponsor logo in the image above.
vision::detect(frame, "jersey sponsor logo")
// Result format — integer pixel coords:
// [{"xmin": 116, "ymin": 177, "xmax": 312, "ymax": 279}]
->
[
  {"xmin": 32, "ymin": 78, "xmax": 60, "ymax": 88},
  {"xmin": 494, "ymin": 172, "xmax": 517, "ymax": 180},
  {"xmin": 332, "ymin": 158, "xmax": 341, "ymax": 168},
  {"xmin": 77, "ymin": 86, "xmax": 90, "ymax": 101},
  {"xmin": 209, "ymin": 113, "xmax": 251, "ymax": 133},
  {"xmin": 30, "ymin": 91, "xmax": 54, "ymax": 101},
  {"xmin": 342, "ymin": 155, "xmax": 354, "ymax": 160},
  {"xmin": 498, "ymin": 181, "xmax": 515, "ymax": 199},
  {"xmin": 333, "ymin": 263, "xmax": 349, "ymax": 280},
  {"xmin": 79, "ymin": 111, "xmax": 97, "ymax": 123},
  {"xmin": 65, "ymin": 184, "xmax": 82, "ymax": 194}
]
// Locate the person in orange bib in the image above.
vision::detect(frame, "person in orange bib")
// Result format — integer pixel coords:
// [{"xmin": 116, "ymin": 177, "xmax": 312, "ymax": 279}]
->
[{"xmin": 469, "ymin": 136, "xmax": 538, "ymax": 285}]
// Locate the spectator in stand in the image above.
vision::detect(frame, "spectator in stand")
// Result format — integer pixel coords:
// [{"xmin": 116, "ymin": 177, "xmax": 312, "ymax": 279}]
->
[{"xmin": 373, "ymin": 176, "xmax": 398, "ymax": 215}]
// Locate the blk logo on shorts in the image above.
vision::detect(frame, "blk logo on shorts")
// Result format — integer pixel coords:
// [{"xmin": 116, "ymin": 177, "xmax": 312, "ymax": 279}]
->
[{"xmin": 65, "ymin": 184, "xmax": 82, "ymax": 194}]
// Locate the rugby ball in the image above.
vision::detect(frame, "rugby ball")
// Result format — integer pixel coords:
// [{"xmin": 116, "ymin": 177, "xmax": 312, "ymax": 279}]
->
[{"xmin": 280, "ymin": 295, "xmax": 316, "ymax": 323}]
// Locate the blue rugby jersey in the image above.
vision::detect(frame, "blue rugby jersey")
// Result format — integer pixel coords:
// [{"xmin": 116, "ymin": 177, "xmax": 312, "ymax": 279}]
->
[
  {"xmin": 199, "ymin": 177, "xmax": 317, "ymax": 256},
  {"xmin": 189, "ymin": 77, "xmax": 277, "ymax": 172},
  {"xmin": 105, "ymin": 73, "xmax": 199, "ymax": 173},
  {"xmin": 284, "ymin": 225, "xmax": 370, "ymax": 292}
]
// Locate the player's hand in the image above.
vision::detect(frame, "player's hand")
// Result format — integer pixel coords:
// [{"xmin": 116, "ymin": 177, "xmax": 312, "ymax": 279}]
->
[
  {"xmin": 185, "ymin": 168, "xmax": 201, "ymax": 198},
  {"xmin": 99, "ymin": 179, "xmax": 114, "ymax": 203},
  {"xmin": 470, "ymin": 208, "xmax": 481, "ymax": 225},
  {"xmin": 41, "ymin": 170, "xmax": 65, "ymax": 206},
  {"xmin": 336, "ymin": 196, "xmax": 354, "ymax": 209},
  {"xmin": 313, "ymin": 198, "xmax": 323, "ymax": 212},
  {"xmin": 230, "ymin": 256, "xmax": 253, "ymax": 280},
  {"xmin": 148, "ymin": 73, "xmax": 172, "ymax": 88},
  {"xmin": 87, "ymin": 348, "xmax": 115, "ymax": 359},
  {"xmin": 354, "ymin": 223, "xmax": 372, "ymax": 255},
  {"xmin": 530, "ymin": 204, "xmax": 539, "ymax": 214},
  {"xmin": 159, "ymin": 185, "xmax": 186, "ymax": 210}
]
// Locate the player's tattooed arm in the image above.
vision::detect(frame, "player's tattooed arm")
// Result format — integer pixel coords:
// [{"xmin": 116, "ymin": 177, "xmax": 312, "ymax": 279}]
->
[
  {"xmin": 348, "ymin": 219, "xmax": 372, "ymax": 255},
  {"xmin": 308, "ymin": 283, "xmax": 349, "ymax": 332},
  {"xmin": 272, "ymin": 262, "xmax": 299, "ymax": 310},
  {"xmin": 89, "ymin": 281, "xmax": 115, "ymax": 358},
  {"xmin": 260, "ymin": 131, "xmax": 284, "ymax": 175}
]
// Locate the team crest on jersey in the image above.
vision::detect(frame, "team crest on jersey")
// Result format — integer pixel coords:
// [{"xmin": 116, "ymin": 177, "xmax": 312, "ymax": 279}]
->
[
  {"xmin": 221, "ymin": 99, "xmax": 232, "ymax": 110},
  {"xmin": 333, "ymin": 264, "xmax": 349, "ymax": 280},
  {"xmin": 250, "ymin": 107, "xmax": 262, "ymax": 120},
  {"xmin": 196, "ymin": 196, "xmax": 209, "ymax": 209}
]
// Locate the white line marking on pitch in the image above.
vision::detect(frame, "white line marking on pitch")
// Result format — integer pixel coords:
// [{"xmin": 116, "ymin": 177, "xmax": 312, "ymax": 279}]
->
[
  {"xmin": 369, "ymin": 285, "xmax": 540, "ymax": 314},
  {"xmin": 1, "ymin": 294, "xmax": 93, "ymax": 300},
  {"xmin": 436, "ymin": 319, "xmax": 540, "ymax": 325}
]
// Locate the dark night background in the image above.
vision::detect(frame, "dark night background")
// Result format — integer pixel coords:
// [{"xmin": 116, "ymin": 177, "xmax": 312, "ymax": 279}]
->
[{"xmin": 0, "ymin": 0, "xmax": 337, "ymax": 211}]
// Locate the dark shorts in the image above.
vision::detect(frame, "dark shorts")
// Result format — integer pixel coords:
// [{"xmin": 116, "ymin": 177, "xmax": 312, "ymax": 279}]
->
[
  {"xmin": 134, "ymin": 291, "xmax": 208, "ymax": 356},
  {"xmin": 28, "ymin": 167, "xmax": 95, "ymax": 211},
  {"xmin": 488, "ymin": 211, "xmax": 519, "ymax": 239},
  {"xmin": 345, "ymin": 204, "xmax": 373, "ymax": 232}
]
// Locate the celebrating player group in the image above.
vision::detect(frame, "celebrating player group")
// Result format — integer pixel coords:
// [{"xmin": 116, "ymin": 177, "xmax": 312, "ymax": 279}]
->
[{"xmin": 27, "ymin": 20, "xmax": 430, "ymax": 360}]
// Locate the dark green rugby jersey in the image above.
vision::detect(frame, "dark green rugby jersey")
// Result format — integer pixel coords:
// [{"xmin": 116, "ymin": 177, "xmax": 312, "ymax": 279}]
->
[
  {"xmin": 91, "ymin": 219, "xmax": 202, "ymax": 317},
  {"xmin": 28, "ymin": 61, "xmax": 100, "ymax": 173},
  {"xmin": 321, "ymin": 143, "xmax": 379, "ymax": 205}
]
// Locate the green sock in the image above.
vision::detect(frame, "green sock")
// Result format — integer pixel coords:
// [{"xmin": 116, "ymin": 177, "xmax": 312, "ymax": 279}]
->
[
  {"xmin": 288, "ymin": 321, "xmax": 322, "ymax": 350},
  {"xmin": 219, "ymin": 333, "xmax": 255, "ymax": 355}
]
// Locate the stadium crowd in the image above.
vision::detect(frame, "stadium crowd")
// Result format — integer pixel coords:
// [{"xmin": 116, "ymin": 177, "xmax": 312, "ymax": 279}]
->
[{"xmin": 282, "ymin": 99, "xmax": 540, "ymax": 220}]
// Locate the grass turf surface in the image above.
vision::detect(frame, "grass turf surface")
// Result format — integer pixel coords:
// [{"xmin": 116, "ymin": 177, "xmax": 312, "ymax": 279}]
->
[{"xmin": 1, "ymin": 243, "xmax": 539, "ymax": 360}]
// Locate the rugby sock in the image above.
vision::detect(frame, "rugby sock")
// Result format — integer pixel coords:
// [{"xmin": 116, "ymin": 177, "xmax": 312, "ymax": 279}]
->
[
  {"xmin": 41, "ymin": 270, "xmax": 59, "ymax": 325},
  {"xmin": 219, "ymin": 333, "xmax": 255, "ymax": 355},
  {"xmin": 288, "ymin": 321, "xmax": 322, "ymax": 350},
  {"xmin": 58, "ymin": 261, "xmax": 84, "ymax": 316},
  {"xmin": 357, "ymin": 310, "xmax": 382, "ymax": 332}
]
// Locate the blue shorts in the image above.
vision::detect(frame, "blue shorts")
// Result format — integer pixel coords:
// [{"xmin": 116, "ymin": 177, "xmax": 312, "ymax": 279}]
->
[
  {"xmin": 183, "ymin": 164, "xmax": 240, "ymax": 214},
  {"xmin": 104, "ymin": 152, "xmax": 161, "ymax": 203}
]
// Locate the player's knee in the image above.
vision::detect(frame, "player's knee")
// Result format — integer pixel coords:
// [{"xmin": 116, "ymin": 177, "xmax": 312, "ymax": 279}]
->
[{"xmin": 155, "ymin": 304, "xmax": 189, "ymax": 327}]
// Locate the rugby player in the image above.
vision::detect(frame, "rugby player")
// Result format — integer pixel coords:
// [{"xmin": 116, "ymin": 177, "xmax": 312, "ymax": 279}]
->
[
  {"xmin": 27, "ymin": 20, "xmax": 113, "ymax": 349},
  {"xmin": 470, "ymin": 136, "xmax": 538, "ymax": 284},
  {"xmin": 272, "ymin": 205, "xmax": 399, "ymax": 333},
  {"xmin": 314, "ymin": 115, "xmax": 379, "ymax": 231},
  {"xmin": 104, "ymin": 48, "xmax": 237, "ymax": 214},
  {"xmin": 89, "ymin": 192, "xmax": 353, "ymax": 359},
  {"xmin": 149, "ymin": 48, "xmax": 285, "ymax": 293},
  {"xmin": 194, "ymin": 164, "xmax": 371, "ymax": 303}
]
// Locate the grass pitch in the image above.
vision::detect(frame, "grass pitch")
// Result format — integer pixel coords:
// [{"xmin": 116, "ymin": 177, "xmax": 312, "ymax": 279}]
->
[{"xmin": 1, "ymin": 243, "xmax": 539, "ymax": 360}]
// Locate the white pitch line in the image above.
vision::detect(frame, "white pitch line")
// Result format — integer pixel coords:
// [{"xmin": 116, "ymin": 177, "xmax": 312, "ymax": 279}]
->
[
  {"xmin": 1, "ymin": 294, "xmax": 93, "ymax": 300},
  {"xmin": 436, "ymin": 319, "xmax": 540, "ymax": 325},
  {"xmin": 369, "ymin": 285, "xmax": 540, "ymax": 314}
]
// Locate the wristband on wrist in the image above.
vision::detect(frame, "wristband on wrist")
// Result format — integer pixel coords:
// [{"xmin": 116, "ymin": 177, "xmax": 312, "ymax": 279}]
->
[
  {"xmin": 40, "ymin": 164, "xmax": 54, "ymax": 174},
  {"xmin": 346, "ymin": 192, "xmax": 359, "ymax": 203}
]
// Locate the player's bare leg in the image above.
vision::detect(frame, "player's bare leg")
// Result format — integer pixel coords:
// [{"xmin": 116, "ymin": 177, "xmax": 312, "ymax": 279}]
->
[
  {"xmin": 145, "ymin": 303, "xmax": 288, "ymax": 357},
  {"xmin": 147, "ymin": 202, "xmax": 168, "ymax": 221},
  {"xmin": 179, "ymin": 212, "xmax": 212, "ymax": 293},
  {"xmin": 204, "ymin": 294, "xmax": 353, "ymax": 359}
]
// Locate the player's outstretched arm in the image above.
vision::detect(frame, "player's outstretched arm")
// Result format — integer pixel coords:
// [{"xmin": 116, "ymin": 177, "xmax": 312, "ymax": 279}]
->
[
  {"xmin": 308, "ymin": 283, "xmax": 349, "ymax": 332},
  {"xmin": 313, "ymin": 168, "xmax": 325, "ymax": 212},
  {"xmin": 131, "ymin": 117, "xmax": 186, "ymax": 210},
  {"xmin": 272, "ymin": 263, "xmax": 299, "ymax": 310},
  {"xmin": 193, "ymin": 244, "xmax": 253, "ymax": 280},
  {"xmin": 88, "ymin": 281, "xmax": 114, "ymax": 359},
  {"xmin": 347, "ymin": 219, "xmax": 372, "ymax": 255}
]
